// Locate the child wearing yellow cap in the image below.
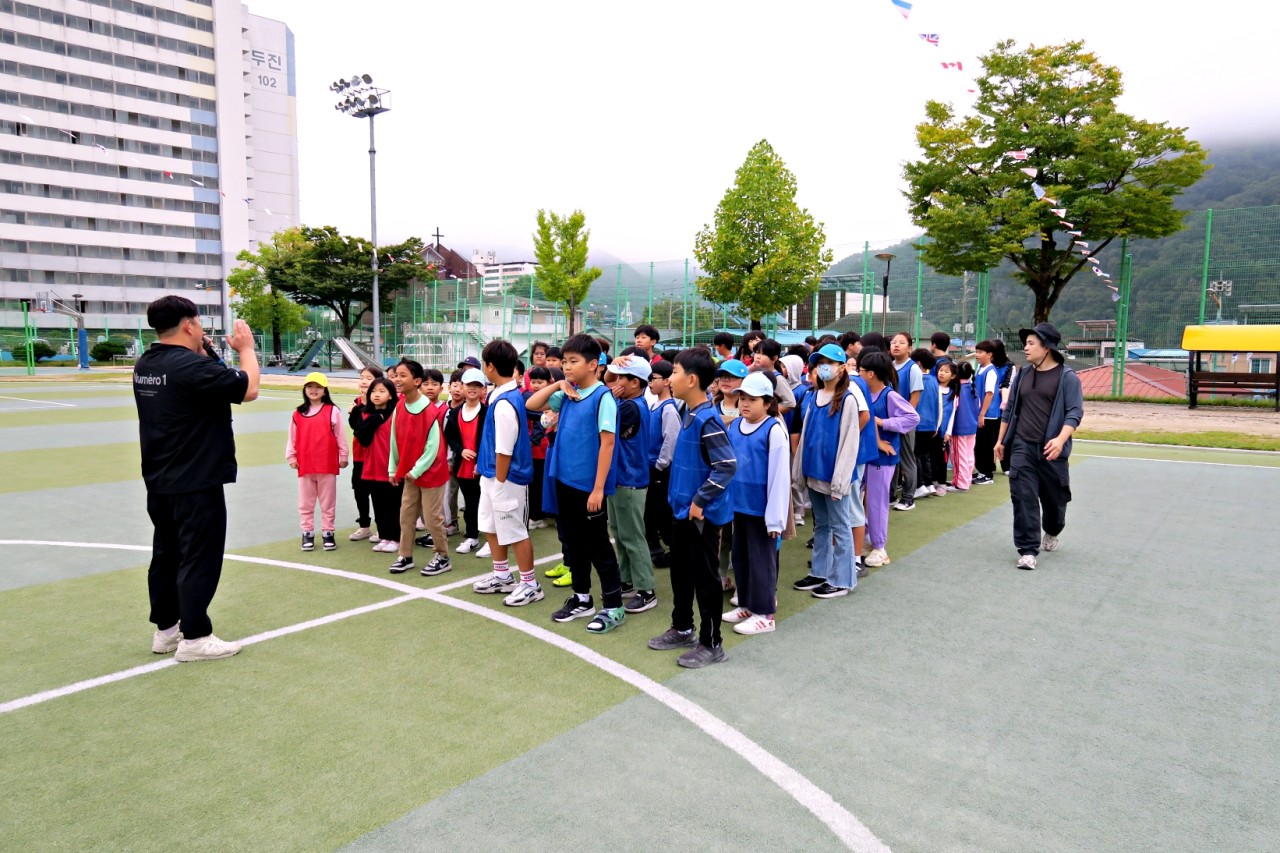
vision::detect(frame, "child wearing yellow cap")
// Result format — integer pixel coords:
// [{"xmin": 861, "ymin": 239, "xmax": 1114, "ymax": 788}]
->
[{"xmin": 287, "ymin": 372, "xmax": 350, "ymax": 551}]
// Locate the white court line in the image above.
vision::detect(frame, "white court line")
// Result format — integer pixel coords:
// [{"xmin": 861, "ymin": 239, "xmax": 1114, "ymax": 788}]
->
[
  {"xmin": 0, "ymin": 540, "xmax": 885, "ymax": 852},
  {"xmin": 1078, "ymin": 452, "xmax": 1280, "ymax": 470},
  {"xmin": 0, "ymin": 394, "xmax": 76, "ymax": 408}
]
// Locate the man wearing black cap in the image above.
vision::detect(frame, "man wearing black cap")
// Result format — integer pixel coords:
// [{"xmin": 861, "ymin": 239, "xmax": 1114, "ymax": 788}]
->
[{"xmin": 994, "ymin": 322, "xmax": 1083, "ymax": 570}]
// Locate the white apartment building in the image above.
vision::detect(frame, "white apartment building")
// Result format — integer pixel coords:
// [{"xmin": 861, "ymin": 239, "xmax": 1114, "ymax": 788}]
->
[
  {"xmin": 471, "ymin": 250, "xmax": 536, "ymax": 294},
  {"xmin": 0, "ymin": 0, "xmax": 299, "ymax": 338}
]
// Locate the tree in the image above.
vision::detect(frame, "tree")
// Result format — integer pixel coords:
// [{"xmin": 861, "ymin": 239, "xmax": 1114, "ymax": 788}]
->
[
  {"xmin": 532, "ymin": 210, "xmax": 602, "ymax": 337},
  {"xmin": 274, "ymin": 225, "xmax": 436, "ymax": 341},
  {"xmin": 228, "ymin": 229, "xmax": 311, "ymax": 362},
  {"xmin": 694, "ymin": 140, "xmax": 832, "ymax": 330},
  {"xmin": 641, "ymin": 298, "xmax": 716, "ymax": 331},
  {"xmin": 903, "ymin": 40, "xmax": 1208, "ymax": 324}
]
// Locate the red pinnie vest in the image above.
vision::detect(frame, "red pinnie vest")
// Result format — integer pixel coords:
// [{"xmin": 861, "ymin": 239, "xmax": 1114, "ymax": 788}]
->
[{"xmin": 292, "ymin": 404, "xmax": 339, "ymax": 476}]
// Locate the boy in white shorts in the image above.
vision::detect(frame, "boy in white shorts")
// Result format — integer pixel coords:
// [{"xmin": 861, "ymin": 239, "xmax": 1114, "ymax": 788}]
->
[{"xmin": 470, "ymin": 340, "xmax": 543, "ymax": 607}]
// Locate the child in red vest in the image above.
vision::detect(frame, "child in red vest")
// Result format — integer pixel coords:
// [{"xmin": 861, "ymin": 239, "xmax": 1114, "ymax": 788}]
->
[
  {"xmin": 446, "ymin": 368, "xmax": 488, "ymax": 554},
  {"xmin": 387, "ymin": 359, "xmax": 451, "ymax": 576},
  {"xmin": 287, "ymin": 372, "xmax": 350, "ymax": 552},
  {"xmin": 346, "ymin": 365, "xmax": 382, "ymax": 543},
  {"xmin": 353, "ymin": 376, "xmax": 401, "ymax": 550}
]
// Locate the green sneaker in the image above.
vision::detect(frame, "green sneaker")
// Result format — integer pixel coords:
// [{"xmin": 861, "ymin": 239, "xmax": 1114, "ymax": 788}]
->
[
  {"xmin": 586, "ymin": 606, "xmax": 625, "ymax": 634},
  {"xmin": 552, "ymin": 571, "xmax": 574, "ymax": 588},
  {"xmin": 545, "ymin": 563, "xmax": 569, "ymax": 578}
]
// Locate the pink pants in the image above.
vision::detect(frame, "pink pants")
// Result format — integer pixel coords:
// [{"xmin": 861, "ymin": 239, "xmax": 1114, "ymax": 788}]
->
[
  {"xmin": 951, "ymin": 434, "xmax": 976, "ymax": 490},
  {"xmin": 298, "ymin": 473, "xmax": 338, "ymax": 532}
]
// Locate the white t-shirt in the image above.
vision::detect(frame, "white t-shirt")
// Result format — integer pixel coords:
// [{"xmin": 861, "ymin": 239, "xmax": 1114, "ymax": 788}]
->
[{"xmin": 486, "ymin": 380, "xmax": 520, "ymax": 456}]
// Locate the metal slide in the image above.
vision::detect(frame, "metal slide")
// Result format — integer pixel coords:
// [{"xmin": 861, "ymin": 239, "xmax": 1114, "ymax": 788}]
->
[
  {"xmin": 288, "ymin": 338, "xmax": 326, "ymax": 373},
  {"xmin": 331, "ymin": 337, "xmax": 378, "ymax": 370}
]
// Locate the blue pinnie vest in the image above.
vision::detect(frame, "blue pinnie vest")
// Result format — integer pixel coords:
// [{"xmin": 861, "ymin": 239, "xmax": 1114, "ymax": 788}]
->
[
  {"xmin": 729, "ymin": 418, "xmax": 780, "ymax": 518},
  {"xmin": 615, "ymin": 397, "xmax": 650, "ymax": 489},
  {"xmin": 915, "ymin": 372, "xmax": 941, "ymax": 433},
  {"xmin": 668, "ymin": 403, "xmax": 733, "ymax": 526},
  {"xmin": 940, "ymin": 387, "xmax": 955, "ymax": 436},
  {"xmin": 869, "ymin": 386, "xmax": 903, "ymax": 468},
  {"xmin": 894, "ymin": 359, "xmax": 917, "ymax": 399},
  {"xmin": 800, "ymin": 388, "xmax": 851, "ymax": 483},
  {"xmin": 478, "ymin": 386, "xmax": 533, "ymax": 485},
  {"xmin": 954, "ymin": 381, "xmax": 979, "ymax": 436},
  {"xmin": 975, "ymin": 364, "xmax": 1009, "ymax": 419},
  {"xmin": 647, "ymin": 397, "xmax": 678, "ymax": 467},
  {"xmin": 549, "ymin": 385, "xmax": 617, "ymax": 495},
  {"xmin": 849, "ymin": 374, "xmax": 878, "ymax": 466}
]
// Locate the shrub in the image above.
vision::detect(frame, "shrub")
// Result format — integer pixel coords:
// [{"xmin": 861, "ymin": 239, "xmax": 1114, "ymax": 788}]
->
[
  {"xmin": 90, "ymin": 340, "xmax": 129, "ymax": 362},
  {"xmin": 18, "ymin": 341, "xmax": 56, "ymax": 362}
]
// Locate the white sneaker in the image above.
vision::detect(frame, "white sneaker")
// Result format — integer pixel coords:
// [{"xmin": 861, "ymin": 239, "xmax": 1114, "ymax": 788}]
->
[
  {"xmin": 913, "ymin": 486, "xmax": 932, "ymax": 499},
  {"xmin": 348, "ymin": 527, "xmax": 372, "ymax": 541},
  {"xmin": 1016, "ymin": 554, "xmax": 1037, "ymax": 570},
  {"xmin": 369, "ymin": 534, "xmax": 381, "ymax": 544},
  {"xmin": 1041, "ymin": 533, "xmax": 1060, "ymax": 552},
  {"xmin": 456, "ymin": 537, "xmax": 479, "ymax": 554},
  {"xmin": 374, "ymin": 540, "xmax": 395, "ymax": 553},
  {"xmin": 734, "ymin": 615, "xmax": 775, "ymax": 635},
  {"xmin": 730, "ymin": 593, "xmax": 739, "ymax": 607},
  {"xmin": 865, "ymin": 548, "xmax": 890, "ymax": 567},
  {"xmin": 174, "ymin": 633, "xmax": 241, "ymax": 662},
  {"xmin": 722, "ymin": 607, "xmax": 751, "ymax": 624},
  {"xmin": 794, "ymin": 514, "xmax": 805, "ymax": 526},
  {"xmin": 503, "ymin": 581, "xmax": 545, "ymax": 607},
  {"xmin": 151, "ymin": 624, "xmax": 181, "ymax": 654},
  {"xmin": 415, "ymin": 517, "xmax": 426, "ymax": 531},
  {"xmin": 475, "ymin": 542, "xmax": 492, "ymax": 558},
  {"xmin": 528, "ymin": 519, "xmax": 548, "ymax": 530}
]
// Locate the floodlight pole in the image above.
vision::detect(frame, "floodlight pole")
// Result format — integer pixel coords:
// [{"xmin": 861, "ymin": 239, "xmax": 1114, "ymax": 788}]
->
[{"xmin": 368, "ymin": 111, "xmax": 381, "ymax": 366}]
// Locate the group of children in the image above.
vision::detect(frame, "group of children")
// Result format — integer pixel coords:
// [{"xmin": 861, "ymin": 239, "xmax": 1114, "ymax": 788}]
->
[{"xmin": 284, "ymin": 324, "xmax": 1014, "ymax": 670}]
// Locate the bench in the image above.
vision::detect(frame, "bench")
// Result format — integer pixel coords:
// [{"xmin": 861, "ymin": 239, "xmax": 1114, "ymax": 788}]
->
[
  {"xmin": 1182, "ymin": 325, "xmax": 1280, "ymax": 411},
  {"xmin": 1188, "ymin": 370, "xmax": 1280, "ymax": 409}
]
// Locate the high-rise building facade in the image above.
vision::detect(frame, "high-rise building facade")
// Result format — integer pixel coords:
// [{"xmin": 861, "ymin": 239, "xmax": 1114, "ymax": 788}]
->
[{"xmin": 0, "ymin": 0, "xmax": 299, "ymax": 339}]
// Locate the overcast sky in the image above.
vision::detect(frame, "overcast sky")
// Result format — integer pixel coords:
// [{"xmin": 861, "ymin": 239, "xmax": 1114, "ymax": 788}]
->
[{"xmin": 249, "ymin": 0, "xmax": 1278, "ymax": 265}]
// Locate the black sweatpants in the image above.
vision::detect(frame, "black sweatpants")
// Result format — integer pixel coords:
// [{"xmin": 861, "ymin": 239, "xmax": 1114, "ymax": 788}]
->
[
  {"xmin": 458, "ymin": 477, "xmax": 481, "ymax": 540},
  {"xmin": 350, "ymin": 461, "xmax": 372, "ymax": 527},
  {"xmin": 529, "ymin": 458, "xmax": 546, "ymax": 521},
  {"xmin": 975, "ymin": 419, "xmax": 1000, "ymax": 478},
  {"xmin": 914, "ymin": 432, "xmax": 937, "ymax": 488},
  {"xmin": 930, "ymin": 434, "xmax": 948, "ymax": 486},
  {"xmin": 730, "ymin": 513, "xmax": 777, "ymax": 616},
  {"xmin": 368, "ymin": 479, "xmax": 403, "ymax": 542},
  {"xmin": 1008, "ymin": 437, "xmax": 1071, "ymax": 556},
  {"xmin": 146, "ymin": 485, "xmax": 228, "ymax": 641},
  {"xmin": 556, "ymin": 481, "xmax": 622, "ymax": 609},
  {"xmin": 670, "ymin": 517, "xmax": 724, "ymax": 647},
  {"xmin": 645, "ymin": 466, "xmax": 674, "ymax": 555}
]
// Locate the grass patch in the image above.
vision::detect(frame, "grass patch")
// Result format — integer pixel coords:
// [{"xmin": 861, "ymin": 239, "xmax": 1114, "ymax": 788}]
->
[
  {"xmin": 1075, "ymin": 429, "xmax": 1280, "ymax": 451},
  {"xmin": 1084, "ymin": 394, "xmax": 1277, "ymax": 408}
]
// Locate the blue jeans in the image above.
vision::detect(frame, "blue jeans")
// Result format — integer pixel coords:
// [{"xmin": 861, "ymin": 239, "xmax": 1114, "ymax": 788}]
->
[{"xmin": 809, "ymin": 487, "xmax": 856, "ymax": 589}]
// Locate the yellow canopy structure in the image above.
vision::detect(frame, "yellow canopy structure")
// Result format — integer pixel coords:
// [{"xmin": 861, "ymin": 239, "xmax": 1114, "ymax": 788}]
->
[{"xmin": 1181, "ymin": 325, "xmax": 1280, "ymax": 352}]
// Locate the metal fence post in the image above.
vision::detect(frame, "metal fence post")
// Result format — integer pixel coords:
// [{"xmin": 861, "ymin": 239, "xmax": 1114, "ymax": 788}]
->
[{"xmin": 1197, "ymin": 208, "xmax": 1213, "ymax": 325}]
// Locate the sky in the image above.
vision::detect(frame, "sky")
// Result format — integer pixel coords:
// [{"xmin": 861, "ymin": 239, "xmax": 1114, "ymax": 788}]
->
[{"xmin": 248, "ymin": 0, "xmax": 1279, "ymax": 266}]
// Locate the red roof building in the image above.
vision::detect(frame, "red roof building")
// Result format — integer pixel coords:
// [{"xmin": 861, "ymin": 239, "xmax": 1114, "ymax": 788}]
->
[{"xmin": 1075, "ymin": 363, "xmax": 1186, "ymax": 399}]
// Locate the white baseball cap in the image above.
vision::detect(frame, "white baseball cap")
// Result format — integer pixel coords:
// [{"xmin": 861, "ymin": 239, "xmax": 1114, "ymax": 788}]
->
[
  {"xmin": 606, "ymin": 355, "xmax": 652, "ymax": 381},
  {"xmin": 461, "ymin": 368, "xmax": 487, "ymax": 385},
  {"xmin": 730, "ymin": 372, "xmax": 775, "ymax": 399}
]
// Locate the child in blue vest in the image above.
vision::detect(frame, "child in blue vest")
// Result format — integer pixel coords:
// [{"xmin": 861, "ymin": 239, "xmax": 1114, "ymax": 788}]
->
[
  {"xmin": 846, "ymin": 353, "xmax": 879, "ymax": 577},
  {"xmin": 647, "ymin": 348, "xmax": 737, "ymax": 668},
  {"xmin": 722, "ymin": 372, "xmax": 790, "ymax": 635},
  {"xmin": 935, "ymin": 360, "xmax": 958, "ymax": 491},
  {"xmin": 858, "ymin": 351, "xmax": 920, "ymax": 568},
  {"xmin": 973, "ymin": 340, "xmax": 1011, "ymax": 484},
  {"xmin": 604, "ymin": 355, "xmax": 657, "ymax": 614},
  {"xmin": 469, "ymin": 339, "xmax": 543, "ymax": 607},
  {"xmin": 645, "ymin": 359, "xmax": 679, "ymax": 567},
  {"xmin": 525, "ymin": 334, "xmax": 625, "ymax": 634},
  {"xmin": 910, "ymin": 348, "xmax": 944, "ymax": 499},
  {"xmin": 790, "ymin": 344, "xmax": 863, "ymax": 597},
  {"xmin": 949, "ymin": 361, "xmax": 980, "ymax": 491}
]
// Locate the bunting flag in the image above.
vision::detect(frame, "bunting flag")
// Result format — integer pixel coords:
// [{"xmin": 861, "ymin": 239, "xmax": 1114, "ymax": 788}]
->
[
  {"xmin": 190, "ymin": 178, "xmax": 204, "ymax": 187},
  {"xmin": 1110, "ymin": 289, "xmax": 1121, "ymax": 302},
  {"xmin": 59, "ymin": 129, "xmax": 78, "ymax": 141},
  {"xmin": 264, "ymin": 208, "xmax": 273, "ymax": 215},
  {"xmin": 940, "ymin": 61, "xmax": 964, "ymax": 71},
  {"xmin": 242, "ymin": 197, "xmax": 252, "ymax": 204},
  {"xmin": 1050, "ymin": 207, "xmax": 1067, "ymax": 217},
  {"xmin": 1068, "ymin": 230, "xmax": 1083, "ymax": 237},
  {"xmin": 1032, "ymin": 182, "xmax": 1046, "ymax": 200},
  {"xmin": 1086, "ymin": 256, "xmax": 1100, "ymax": 265},
  {"xmin": 163, "ymin": 170, "xmax": 173, "ymax": 179},
  {"xmin": 1059, "ymin": 220, "xmax": 1074, "ymax": 228},
  {"xmin": 1074, "ymin": 240, "xmax": 1089, "ymax": 249},
  {"xmin": 218, "ymin": 190, "xmax": 226, "ymax": 198},
  {"xmin": 94, "ymin": 143, "xmax": 107, "ymax": 154},
  {"xmin": 1092, "ymin": 267, "xmax": 1107, "ymax": 277},
  {"xmin": 919, "ymin": 33, "xmax": 939, "ymax": 46},
  {"xmin": 1008, "ymin": 150, "xmax": 1029, "ymax": 161},
  {"xmin": 1019, "ymin": 167, "xmax": 1038, "ymax": 177},
  {"xmin": 1042, "ymin": 195, "xmax": 1059, "ymax": 204},
  {"xmin": 891, "ymin": 0, "xmax": 912, "ymax": 18}
]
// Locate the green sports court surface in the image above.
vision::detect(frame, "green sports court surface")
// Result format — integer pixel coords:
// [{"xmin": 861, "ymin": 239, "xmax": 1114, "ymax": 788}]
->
[{"xmin": 2, "ymin": 380, "xmax": 1278, "ymax": 852}]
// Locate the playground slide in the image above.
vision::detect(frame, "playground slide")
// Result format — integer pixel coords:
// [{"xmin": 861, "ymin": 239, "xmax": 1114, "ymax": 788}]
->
[
  {"xmin": 332, "ymin": 337, "xmax": 378, "ymax": 369},
  {"xmin": 288, "ymin": 339, "xmax": 326, "ymax": 373}
]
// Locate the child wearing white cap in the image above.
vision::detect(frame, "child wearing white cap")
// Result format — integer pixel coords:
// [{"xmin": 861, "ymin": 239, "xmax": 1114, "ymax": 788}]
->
[{"xmin": 286, "ymin": 372, "xmax": 349, "ymax": 552}]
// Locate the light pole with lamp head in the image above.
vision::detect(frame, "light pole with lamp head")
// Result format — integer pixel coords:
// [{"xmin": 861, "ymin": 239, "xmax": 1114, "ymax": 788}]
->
[
  {"xmin": 332, "ymin": 74, "xmax": 390, "ymax": 366},
  {"xmin": 875, "ymin": 252, "xmax": 896, "ymax": 334}
]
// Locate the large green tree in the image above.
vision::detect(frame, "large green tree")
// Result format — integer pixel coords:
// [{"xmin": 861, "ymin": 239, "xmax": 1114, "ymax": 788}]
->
[
  {"xmin": 694, "ymin": 140, "xmax": 832, "ymax": 330},
  {"xmin": 532, "ymin": 210, "xmax": 602, "ymax": 337},
  {"xmin": 903, "ymin": 40, "xmax": 1208, "ymax": 323},
  {"xmin": 228, "ymin": 228, "xmax": 310, "ymax": 361},
  {"xmin": 641, "ymin": 297, "xmax": 715, "ymax": 332}
]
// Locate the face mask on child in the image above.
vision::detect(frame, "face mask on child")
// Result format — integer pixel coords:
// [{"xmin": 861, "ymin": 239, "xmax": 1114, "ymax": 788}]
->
[{"xmin": 816, "ymin": 364, "xmax": 836, "ymax": 383}]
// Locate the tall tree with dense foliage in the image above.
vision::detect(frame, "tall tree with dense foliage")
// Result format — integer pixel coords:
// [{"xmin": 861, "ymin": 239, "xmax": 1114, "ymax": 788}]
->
[
  {"xmin": 694, "ymin": 140, "xmax": 832, "ymax": 331},
  {"xmin": 532, "ymin": 209, "xmax": 602, "ymax": 337},
  {"xmin": 228, "ymin": 228, "xmax": 311, "ymax": 361},
  {"xmin": 903, "ymin": 40, "xmax": 1208, "ymax": 323}
]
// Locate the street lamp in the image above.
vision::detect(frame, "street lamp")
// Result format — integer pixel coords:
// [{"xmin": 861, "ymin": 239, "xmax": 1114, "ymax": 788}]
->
[
  {"xmin": 332, "ymin": 74, "xmax": 390, "ymax": 365},
  {"xmin": 875, "ymin": 252, "xmax": 896, "ymax": 334}
]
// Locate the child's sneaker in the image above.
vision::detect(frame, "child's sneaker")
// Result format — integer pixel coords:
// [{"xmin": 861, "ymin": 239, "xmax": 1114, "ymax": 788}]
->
[
  {"xmin": 300, "ymin": 532, "xmax": 315, "ymax": 552},
  {"xmin": 472, "ymin": 572, "xmax": 518, "ymax": 594},
  {"xmin": 865, "ymin": 548, "xmax": 890, "ymax": 567},
  {"xmin": 791, "ymin": 574, "xmax": 825, "ymax": 591},
  {"xmin": 545, "ymin": 562, "xmax": 569, "ymax": 578},
  {"xmin": 734, "ymin": 615, "xmax": 775, "ymax": 635},
  {"xmin": 415, "ymin": 517, "xmax": 426, "ymax": 530},
  {"xmin": 585, "ymin": 606, "xmax": 625, "ymax": 634},
  {"xmin": 475, "ymin": 541, "xmax": 491, "ymax": 558},
  {"xmin": 551, "ymin": 595, "xmax": 595, "ymax": 623},
  {"xmin": 676, "ymin": 643, "xmax": 726, "ymax": 668},
  {"xmin": 552, "ymin": 571, "xmax": 574, "ymax": 588},
  {"xmin": 934, "ymin": 484, "xmax": 947, "ymax": 498},
  {"xmin": 349, "ymin": 527, "xmax": 372, "ymax": 541},
  {"xmin": 174, "ymin": 633, "xmax": 241, "ymax": 662},
  {"xmin": 416, "ymin": 533, "xmax": 434, "ymax": 548},
  {"xmin": 722, "ymin": 607, "xmax": 752, "ymax": 624},
  {"xmin": 624, "ymin": 590, "xmax": 657, "ymax": 613},
  {"xmin": 444, "ymin": 523, "xmax": 460, "ymax": 536},
  {"xmin": 528, "ymin": 519, "xmax": 548, "ymax": 530},
  {"xmin": 420, "ymin": 554, "xmax": 452, "ymax": 576},
  {"xmin": 647, "ymin": 626, "xmax": 695, "ymax": 650},
  {"xmin": 389, "ymin": 556, "xmax": 414, "ymax": 574},
  {"xmin": 456, "ymin": 537, "xmax": 479, "ymax": 554},
  {"xmin": 503, "ymin": 581, "xmax": 544, "ymax": 607},
  {"xmin": 811, "ymin": 582, "xmax": 850, "ymax": 598},
  {"xmin": 322, "ymin": 531, "xmax": 336, "ymax": 551}
]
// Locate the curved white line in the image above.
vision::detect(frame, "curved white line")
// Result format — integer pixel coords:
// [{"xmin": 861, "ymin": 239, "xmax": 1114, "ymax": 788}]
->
[{"xmin": 0, "ymin": 540, "xmax": 888, "ymax": 852}]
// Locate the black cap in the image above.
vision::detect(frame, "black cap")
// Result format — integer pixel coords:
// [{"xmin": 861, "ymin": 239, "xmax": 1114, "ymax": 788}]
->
[
  {"xmin": 1018, "ymin": 322, "xmax": 1064, "ymax": 361},
  {"xmin": 458, "ymin": 356, "xmax": 481, "ymax": 369}
]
